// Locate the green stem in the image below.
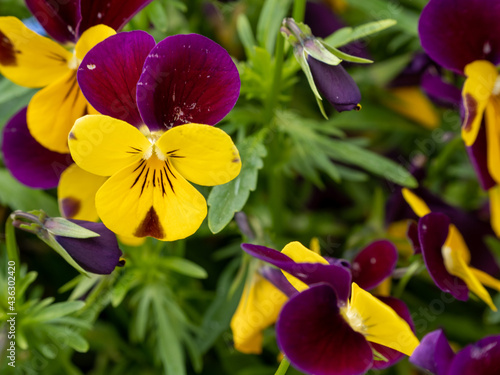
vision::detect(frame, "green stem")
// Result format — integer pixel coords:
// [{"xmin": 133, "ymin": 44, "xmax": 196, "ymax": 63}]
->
[
  {"xmin": 274, "ymin": 357, "xmax": 290, "ymax": 375},
  {"xmin": 5, "ymin": 217, "xmax": 20, "ymax": 268},
  {"xmin": 292, "ymin": 0, "xmax": 307, "ymax": 23},
  {"xmin": 263, "ymin": 32, "xmax": 285, "ymax": 125},
  {"xmin": 393, "ymin": 259, "xmax": 423, "ymax": 298}
]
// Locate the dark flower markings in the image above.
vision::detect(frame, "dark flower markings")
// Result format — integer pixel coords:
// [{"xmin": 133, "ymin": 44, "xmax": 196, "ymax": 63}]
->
[
  {"xmin": 0, "ymin": 31, "xmax": 19, "ymax": 66},
  {"xmin": 60, "ymin": 196, "xmax": 81, "ymax": 218},
  {"xmin": 463, "ymin": 93, "xmax": 478, "ymax": 131},
  {"xmin": 130, "ymin": 157, "xmax": 177, "ymax": 198},
  {"xmin": 134, "ymin": 206, "xmax": 164, "ymax": 238}
]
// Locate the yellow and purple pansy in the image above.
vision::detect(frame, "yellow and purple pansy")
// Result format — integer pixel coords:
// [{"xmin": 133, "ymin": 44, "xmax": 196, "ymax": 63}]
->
[
  {"xmin": 419, "ymin": 0, "xmax": 500, "ymax": 235},
  {"xmin": 67, "ymin": 31, "xmax": 241, "ymax": 241},
  {"xmin": 241, "ymin": 241, "xmax": 418, "ymax": 375}
]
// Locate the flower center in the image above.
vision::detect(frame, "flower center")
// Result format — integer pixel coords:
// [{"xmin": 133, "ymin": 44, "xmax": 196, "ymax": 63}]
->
[
  {"xmin": 493, "ymin": 75, "xmax": 500, "ymax": 96},
  {"xmin": 139, "ymin": 125, "xmax": 167, "ymax": 161},
  {"xmin": 67, "ymin": 51, "xmax": 81, "ymax": 70},
  {"xmin": 342, "ymin": 305, "xmax": 366, "ymax": 334}
]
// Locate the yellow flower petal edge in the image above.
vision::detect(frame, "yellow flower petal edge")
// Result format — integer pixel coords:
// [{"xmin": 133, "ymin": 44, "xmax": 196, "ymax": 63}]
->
[
  {"xmin": 58, "ymin": 163, "xmax": 107, "ymax": 221},
  {"xmin": 347, "ymin": 283, "xmax": 419, "ymax": 356},
  {"xmin": 69, "ymin": 115, "xmax": 151, "ymax": 176},
  {"xmin": 489, "ymin": 185, "xmax": 500, "ymax": 238},
  {"xmin": 461, "ymin": 60, "xmax": 497, "ymax": 147},
  {"xmin": 95, "ymin": 155, "xmax": 207, "ymax": 241},
  {"xmin": 485, "ymin": 97, "xmax": 500, "ymax": 184},
  {"xmin": 230, "ymin": 274, "xmax": 287, "ymax": 354},
  {"xmin": 280, "ymin": 241, "xmax": 329, "ymax": 292},
  {"xmin": 0, "ymin": 16, "xmax": 72, "ymax": 87},
  {"xmin": 443, "ymin": 224, "xmax": 471, "ymax": 265},
  {"xmin": 75, "ymin": 24, "xmax": 116, "ymax": 61},
  {"xmin": 157, "ymin": 123, "xmax": 241, "ymax": 186},
  {"xmin": 401, "ymin": 188, "xmax": 431, "ymax": 217}
]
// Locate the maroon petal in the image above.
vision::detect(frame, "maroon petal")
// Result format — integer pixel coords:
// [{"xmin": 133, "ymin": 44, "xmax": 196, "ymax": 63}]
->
[
  {"xmin": 78, "ymin": 31, "xmax": 155, "ymax": 127},
  {"xmin": 419, "ymin": 213, "xmax": 469, "ymax": 300},
  {"xmin": 77, "ymin": 0, "xmax": 153, "ymax": 37},
  {"xmin": 307, "ymin": 57, "xmax": 361, "ymax": 112},
  {"xmin": 26, "ymin": 0, "xmax": 80, "ymax": 43},
  {"xmin": 466, "ymin": 120, "xmax": 496, "ymax": 190},
  {"xmin": 448, "ymin": 335, "xmax": 500, "ymax": 375},
  {"xmin": 137, "ymin": 34, "xmax": 240, "ymax": 131},
  {"xmin": 407, "ymin": 220, "xmax": 421, "ymax": 254},
  {"xmin": 410, "ymin": 329, "xmax": 455, "ymax": 375},
  {"xmin": 351, "ymin": 240, "xmax": 398, "ymax": 290},
  {"xmin": 242, "ymin": 243, "xmax": 352, "ymax": 304},
  {"xmin": 277, "ymin": 284, "xmax": 373, "ymax": 375},
  {"xmin": 419, "ymin": 0, "xmax": 500, "ymax": 74},
  {"xmin": 56, "ymin": 220, "xmax": 122, "ymax": 274},
  {"xmin": 1, "ymin": 108, "xmax": 73, "ymax": 189},
  {"xmin": 371, "ymin": 296, "xmax": 416, "ymax": 370},
  {"xmin": 421, "ymin": 70, "xmax": 462, "ymax": 108}
]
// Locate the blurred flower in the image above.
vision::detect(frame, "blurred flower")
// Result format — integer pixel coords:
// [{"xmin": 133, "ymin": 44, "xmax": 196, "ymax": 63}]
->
[
  {"xmin": 410, "ymin": 329, "xmax": 500, "ymax": 375},
  {"xmin": 419, "ymin": 0, "xmax": 500, "ymax": 235},
  {"xmin": 11, "ymin": 210, "xmax": 123, "ymax": 275},
  {"xmin": 241, "ymin": 241, "xmax": 418, "ymax": 375},
  {"xmin": 69, "ymin": 31, "xmax": 241, "ymax": 241},
  {"xmin": 403, "ymin": 188, "xmax": 500, "ymax": 310}
]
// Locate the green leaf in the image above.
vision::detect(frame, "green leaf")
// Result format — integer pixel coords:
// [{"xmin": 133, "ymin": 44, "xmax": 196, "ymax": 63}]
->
[
  {"xmin": 323, "ymin": 44, "xmax": 373, "ymax": 64},
  {"xmin": 325, "ymin": 19, "xmax": 397, "ymax": 48},
  {"xmin": 237, "ymin": 14, "xmax": 257, "ymax": 57},
  {"xmin": 208, "ymin": 136, "xmax": 267, "ymax": 233},
  {"xmin": 0, "ymin": 169, "xmax": 59, "ymax": 216},
  {"xmin": 158, "ymin": 257, "xmax": 208, "ymax": 279},
  {"xmin": 45, "ymin": 217, "xmax": 100, "ymax": 238},
  {"xmin": 33, "ymin": 301, "xmax": 85, "ymax": 322},
  {"xmin": 256, "ymin": 0, "xmax": 292, "ymax": 53}
]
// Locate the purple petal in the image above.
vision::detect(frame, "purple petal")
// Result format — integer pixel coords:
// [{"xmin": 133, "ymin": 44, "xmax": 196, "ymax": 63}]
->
[
  {"xmin": 419, "ymin": 213, "xmax": 469, "ymax": 300},
  {"xmin": 351, "ymin": 240, "xmax": 398, "ymax": 290},
  {"xmin": 419, "ymin": 0, "xmax": 500, "ymax": 74},
  {"xmin": 307, "ymin": 57, "xmax": 361, "ymax": 112},
  {"xmin": 277, "ymin": 284, "xmax": 373, "ymax": 375},
  {"xmin": 421, "ymin": 70, "xmax": 462, "ymax": 108},
  {"xmin": 304, "ymin": 2, "xmax": 345, "ymax": 39},
  {"xmin": 137, "ymin": 34, "xmax": 240, "ymax": 131},
  {"xmin": 1, "ymin": 107, "xmax": 73, "ymax": 189},
  {"xmin": 260, "ymin": 266, "xmax": 298, "ymax": 298},
  {"xmin": 26, "ymin": 0, "xmax": 80, "ymax": 43},
  {"xmin": 371, "ymin": 296, "xmax": 416, "ymax": 370},
  {"xmin": 448, "ymin": 335, "xmax": 500, "ymax": 375},
  {"xmin": 78, "ymin": 31, "xmax": 155, "ymax": 127},
  {"xmin": 56, "ymin": 220, "xmax": 122, "ymax": 274},
  {"xmin": 466, "ymin": 120, "xmax": 496, "ymax": 190},
  {"xmin": 77, "ymin": 0, "xmax": 153, "ymax": 37},
  {"xmin": 242, "ymin": 243, "xmax": 352, "ymax": 304},
  {"xmin": 407, "ymin": 220, "xmax": 421, "ymax": 254},
  {"xmin": 410, "ymin": 329, "xmax": 455, "ymax": 375},
  {"xmin": 389, "ymin": 53, "xmax": 435, "ymax": 88}
]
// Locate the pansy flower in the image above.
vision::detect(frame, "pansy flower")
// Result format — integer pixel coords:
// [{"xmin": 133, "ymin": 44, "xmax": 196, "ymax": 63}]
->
[
  {"xmin": 241, "ymin": 241, "xmax": 419, "ymax": 375},
  {"xmin": 410, "ymin": 329, "xmax": 500, "ymax": 375},
  {"xmin": 402, "ymin": 188, "xmax": 500, "ymax": 310},
  {"xmin": 68, "ymin": 31, "xmax": 241, "ymax": 241},
  {"xmin": 419, "ymin": 0, "xmax": 500, "ymax": 235}
]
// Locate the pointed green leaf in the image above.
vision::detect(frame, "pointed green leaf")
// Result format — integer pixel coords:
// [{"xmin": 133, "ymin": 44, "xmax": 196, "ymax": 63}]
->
[
  {"xmin": 323, "ymin": 44, "xmax": 373, "ymax": 64},
  {"xmin": 237, "ymin": 14, "xmax": 256, "ymax": 57},
  {"xmin": 33, "ymin": 301, "xmax": 85, "ymax": 322},
  {"xmin": 158, "ymin": 257, "xmax": 208, "ymax": 279},
  {"xmin": 325, "ymin": 19, "xmax": 397, "ymax": 48},
  {"xmin": 256, "ymin": 0, "xmax": 292, "ymax": 53},
  {"xmin": 44, "ymin": 217, "xmax": 100, "ymax": 238}
]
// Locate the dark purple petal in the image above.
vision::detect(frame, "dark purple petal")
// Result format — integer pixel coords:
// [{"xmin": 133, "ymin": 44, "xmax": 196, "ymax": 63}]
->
[
  {"xmin": 56, "ymin": 220, "xmax": 122, "ymax": 274},
  {"xmin": 1, "ymin": 107, "xmax": 73, "ymax": 189},
  {"xmin": 307, "ymin": 57, "xmax": 361, "ymax": 112},
  {"xmin": 260, "ymin": 266, "xmax": 298, "ymax": 298},
  {"xmin": 26, "ymin": 0, "xmax": 80, "ymax": 43},
  {"xmin": 410, "ymin": 329, "xmax": 455, "ymax": 375},
  {"xmin": 407, "ymin": 220, "xmax": 421, "ymax": 254},
  {"xmin": 419, "ymin": 213, "xmax": 469, "ymax": 300},
  {"xmin": 448, "ymin": 335, "xmax": 500, "ymax": 375},
  {"xmin": 389, "ymin": 53, "xmax": 435, "ymax": 88},
  {"xmin": 466, "ymin": 121, "xmax": 496, "ymax": 190},
  {"xmin": 242, "ymin": 243, "xmax": 352, "ymax": 304},
  {"xmin": 77, "ymin": 0, "xmax": 153, "ymax": 37},
  {"xmin": 419, "ymin": 0, "xmax": 500, "ymax": 74},
  {"xmin": 351, "ymin": 240, "xmax": 398, "ymax": 290},
  {"xmin": 421, "ymin": 70, "xmax": 462, "ymax": 108},
  {"xmin": 277, "ymin": 284, "xmax": 373, "ymax": 375},
  {"xmin": 78, "ymin": 31, "xmax": 155, "ymax": 127},
  {"xmin": 304, "ymin": 2, "xmax": 345, "ymax": 39},
  {"xmin": 371, "ymin": 296, "xmax": 416, "ymax": 370},
  {"xmin": 137, "ymin": 34, "xmax": 240, "ymax": 131}
]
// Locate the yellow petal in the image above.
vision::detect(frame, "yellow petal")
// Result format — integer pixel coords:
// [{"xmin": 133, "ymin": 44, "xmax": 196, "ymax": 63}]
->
[
  {"xmin": 230, "ymin": 274, "xmax": 287, "ymax": 354},
  {"xmin": 386, "ymin": 220, "xmax": 414, "ymax": 257},
  {"xmin": 384, "ymin": 87, "xmax": 439, "ymax": 129},
  {"xmin": 489, "ymin": 185, "xmax": 500, "ymax": 237},
  {"xmin": 27, "ymin": 70, "xmax": 89, "ymax": 153},
  {"xmin": 347, "ymin": 283, "xmax": 419, "ymax": 356},
  {"xmin": 68, "ymin": 115, "xmax": 151, "ymax": 176},
  {"xmin": 443, "ymin": 224, "xmax": 471, "ymax": 265},
  {"xmin": 401, "ymin": 188, "xmax": 431, "ymax": 217},
  {"xmin": 75, "ymin": 25, "xmax": 116, "ymax": 61},
  {"xmin": 95, "ymin": 155, "xmax": 207, "ymax": 241},
  {"xmin": 309, "ymin": 237, "xmax": 321, "ymax": 254},
  {"xmin": 485, "ymin": 97, "xmax": 500, "ymax": 184},
  {"xmin": 371, "ymin": 277, "xmax": 392, "ymax": 297},
  {"xmin": 157, "ymin": 124, "xmax": 241, "ymax": 186},
  {"xmin": 280, "ymin": 241, "xmax": 329, "ymax": 293},
  {"xmin": 118, "ymin": 235, "xmax": 146, "ymax": 247},
  {"xmin": 461, "ymin": 60, "xmax": 497, "ymax": 146},
  {"xmin": 442, "ymin": 245, "xmax": 496, "ymax": 311},
  {"xmin": 470, "ymin": 267, "xmax": 500, "ymax": 292},
  {"xmin": 58, "ymin": 163, "xmax": 107, "ymax": 221},
  {"xmin": 0, "ymin": 16, "xmax": 72, "ymax": 87}
]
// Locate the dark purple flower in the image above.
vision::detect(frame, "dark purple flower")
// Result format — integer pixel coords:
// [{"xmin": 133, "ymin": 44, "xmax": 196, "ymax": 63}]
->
[{"xmin": 410, "ymin": 329, "xmax": 455, "ymax": 375}]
